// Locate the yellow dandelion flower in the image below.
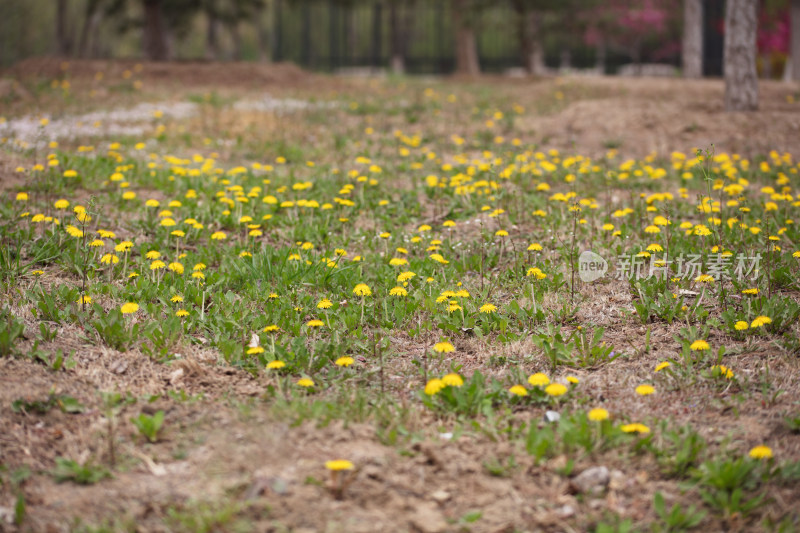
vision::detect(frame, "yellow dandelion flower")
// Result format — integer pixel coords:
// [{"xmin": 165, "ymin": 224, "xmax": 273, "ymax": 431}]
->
[
  {"xmin": 325, "ymin": 459, "xmax": 354, "ymax": 471},
  {"xmin": 120, "ymin": 302, "xmax": 139, "ymax": 314},
  {"xmin": 690, "ymin": 339, "xmax": 710, "ymax": 351},
  {"xmin": 621, "ymin": 423, "xmax": 650, "ymax": 434},
  {"xmin": 266, "ymin": 360, "xmax": 286, "ymax": 369},
  {"xmin": 297, "ymin": 377, "xmax": 315, "ymax": 387},
  {"xmin": 655, "ymin": 361, "xmax": 670, "ymax": 372},
  {"xmin": 353, "ymin": 283, "xmax": 372, "ymax": 297},
  {"xmin": 335, "ymin": 356, "xmax": 354, "ymax": 367},
  {"xmin": 424, "ymin": 378, "xmax": 445, "ymax": 395},
  {"xmin": 528, "ymin": 373, "xmax": 550, "ymax": 387},
  {"xmin": 545, "ymin": 383, "xmax": 568, "ymax": 396},
  {"xmin": 441, "ymin": 373, "xmax": 464, "ymax": 387},
  {"xmin": 748, "ymin": 445, "xmax": 773, "ymax": 460},
  {"xmin": 588, "ymin": 408, "xmax": 609, "ymax": 421},
  {"xmin": 635, "ymin": 384, "xmax": 655, "ymax": 396},
  {"xmin": 433, "ymin": 341, "xmax": 455, "ymax": 353},
  {"xmin": 750, "ymin": 316, "xmax": 772, "ymax": 328},
  {"xmin": 509, "ymin": 385, "xmax": 528, "ymax": 396}
]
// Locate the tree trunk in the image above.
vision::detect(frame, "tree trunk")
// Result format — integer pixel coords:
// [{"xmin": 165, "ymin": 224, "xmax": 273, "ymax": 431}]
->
[
  {"xmin": 389, "ymin": 2, "xmax": 405, "ymax": 73},
  {"xmin": 682, "ymin": 0, "xmax": 703, "ymax": 78},
  {"xmin": 595, "ymin": 40, "xmax": 607, "ymax": 74},
  {"xmin": 142, "ymin": 0, "xmax": 169, "ymax": 61},
  {"xmin": 230, "ymin": 21, "xmax": 243, "ymax": 60},
  {"xmin": 790, "ymin": 0, "xmax": 800, "ymax": 81},
  {"xmin": 205, "ymin": 1, "xmax": 220, "ymax": 60},
  {"xmin": 724, "ymin": 0, "xmax": 758, "ymax": 111},
  {"xmin": 257, "ymin": 6, "xmax": 270, "ymax": 62},
  {"xmin": 77, "ymin": 0, "xmax": 99, "ymax": 58},
  {"xmin": 515, "ymin": 2, "xmax": 545, "ymax": 76},
  {"xmin": 452, "ymin": 0, "xmax": 479, "ymax": 76},
  {"xmin": 56, "ymin": 0, "xmax": 71, "ymax": 56}
]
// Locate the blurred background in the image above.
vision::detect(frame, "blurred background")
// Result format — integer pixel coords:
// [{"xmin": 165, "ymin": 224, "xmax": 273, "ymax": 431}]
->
[{"xmin": 0, "ymin": 0, "xmax": 794, "ymax": 78}]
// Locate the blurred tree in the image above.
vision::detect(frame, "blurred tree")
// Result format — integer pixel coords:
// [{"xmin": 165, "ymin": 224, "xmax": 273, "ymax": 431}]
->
[
  {"xmin": 142, "ymin": 0, "xmax": 169, "ymax": 60},
  {"xmin": 56, "ymin": 0, "xmax": 74, "ymax": 56},
  {"xmin": 682, "ymin": 0, "xmax": 703, "ymax": 77},
  {"xmin": 509, "ymin": 0, "xmax": 565, "ymax": 75},
  {"xmin": 452, "ymin": 0, "xmax": 480, "ymax": 75},
  {"xmin": 724, "ymin": 0, "xmax": 758, "ymax": 110},
  {"xmin": 389, "ymin": 0, "xmax": 415, "ymax": 74},
  {"xmin": 792, "ymin": 0, "xmax": 800, "ymax": 80}
]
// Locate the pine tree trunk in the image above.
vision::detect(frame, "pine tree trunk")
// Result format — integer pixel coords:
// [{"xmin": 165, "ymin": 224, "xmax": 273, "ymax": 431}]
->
[
  {"xmin": 257, "ymin": 7, "xmax": 270, "ymax": 62},
  {"xmin": 515, "ymin": 3, "xmax": 544, "ymax": 76},
  {"xmin": 142, "ymin": 0, "xmax": 168, "ymax": 61},
  {"xmin": 205, "ymin": 0, "xmax": 220, "ymax": 60},
  {"xmin": 452, "ymin": 0, "xmax": 479, "ymax": 76},
  {"xmin": 790, "ymin": 0, "xmax": 800, "ymax": 81},
  {"xmin": 724, "ymin": 0, "xmax": 758, "ymax": 111},
  {"xmin": 389, "ymin": 2, "xmax": 405, "ymax": 73},
  {"xmin": 682, "ymin": 0, "xmax": 703, "ymax": 78},
  {"xmin": 56, "ymin": 0, "xmax": 70, "ymax": 56}
]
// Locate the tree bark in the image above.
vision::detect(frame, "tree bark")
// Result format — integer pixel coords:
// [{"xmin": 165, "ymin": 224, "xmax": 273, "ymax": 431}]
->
[
  {"xmin": 682, "ymin": 0, "xmax": 703, "ymax": 78},
  {"xmin": 790, "ymin": 0, "xmax": 800, "ymax": 81},
  {"xmin": 205, "ymin": 0, "xmax": 220, "ymax": 60},
  {"xmin": 389, "ymin": 2, "xmax": 404, "ymax": 73},
  {"xmin": 56, "ymin": 0, "xmax": 71, "ymax": 56},
  {"xmin": 257, "ymin": 6, "xmax": 270, "ymax": 62},
  {"xmin": 724, "ymin": 0, "xmax": 758, "ymax": 111},
  {"xmin": 452, "ymin": 0, "xmax": 479, "ymax": 76},
  {"xmin": 142, "ymin": 0, "xmax": 169, "ymax": 61},
  {"xmin": 515, "ymin": 2, "xmax": 545, "ymax": 76}
]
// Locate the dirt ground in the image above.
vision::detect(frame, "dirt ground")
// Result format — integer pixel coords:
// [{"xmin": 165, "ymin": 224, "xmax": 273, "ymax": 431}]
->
[{"xmin": 1, "ymin": 60, "xmax": 800, "ymax": 532}]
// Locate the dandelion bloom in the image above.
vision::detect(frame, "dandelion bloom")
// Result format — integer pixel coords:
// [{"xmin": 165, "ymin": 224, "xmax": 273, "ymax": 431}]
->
[
  {"xmin": 353, "ymin": 283, "xmax": 372, "ymax": 297},
  {"xmin": 655, "ymin": 361, "xmax": 670, "ymax": 372},
  {"xmin": 712, "ymin": 365, "xmax": 735, "ymax": 379},
  {"xmin": 150, "ymin": 260, "xmax": 166, "ymax": 270},
  {"xmin": 566, "ymin": 376, "xmax": 579, "ymax": 384},
  {"xmin": 120, "ymin": 302, "xmax": 139, "ymax": 314},
  {"xmin": 479, "ymin": 303, "xmax": 497, "ymax": 314},
  {"xmin": 210, "ymin": 231, "xmax": 226, "ymax": 240},
  {"xmin": 317, "ymin": 298, "xmax": 333, "ymax": 309},
  {"xmin": 54, "ymin": 199, "xmax": 69, "ymax": 209},
  {"xmin": 389, "ymin": 287, "xmax": 408, "ymax": 297},
  {"xmin": 247, "ymin": 346, "xmax": 265, "ymax": 355},
  {"xmin": 509, "ymin": 385, "xmax": 528, "ymax": 396},
  {"xmin": 433, "ymin": 341, "xmax": 455, "ymax": 353},
  {"xmin": 750, "ymin": 316, "xmax": 772, "ymax": 328},
  {"xmin": 76, "ymin": 295, "xmax": 92, "ymax": 305},
  {"xmin": 389, "ymin": 257, "xmax": 408, "ymax": 266},
  {"xmin": 325, "ymin": 460, "xmax": 354, "ymax": 471},
  {"xmin": 168, "ymin": 262, "xmax": 184, "ymax": 274},
  {"xmin": 748, "ymin": 445, "xmax": 773, "ymax": 460},
  {"xmin": 266, "ymin": 360, "xmax": 286, "ymax": 369},
  {"xmin": 175, "ymin": 309, "xmax": 189, "ymax": 317},
  {"xmin": 621, "ymin": 423, "xmax": 650, "ymax": 434},
  {"xmin": 297, "ymin": 378, "xmax": 315, "ymax": 387},
  {"xmin": 734, "ymin": 321, "xmax": 749, "ymax": 331},
  {"xmin": 397, "ymin": 271, "xmax": 416, "ymax": 283},
  {"xmin": 442, "ymin": 373, "xmax": 464, "ymax": 387},
  {"xmin": 171, "ymin": 295, "xmax": 183, "ymax": 302},
  {"xmin": 528, "ymin": 373, "xmax": 550, "ymax": 387},
  {"xmin": 335, "ymin": 356, "xmax": 354, "ymax": 367},
  {"xmin": 527, "ymin": 267, "xmax": 547, "ymax": 279},
  {"xmin": 424, "ymin": 378, "xmax": 445, "ymax": 396},
  {"xmin": 527, "ymin": 243, "xmax": 543, "ymax": 251},
  {"xmin": 742, "ymin": 288, "xmax": 759, "ymax": 295},
  {"xmin": 588, "ymin": 408, "xmax": 609, "ymax": 421},
  {"xmin": 307, "ymin": 319, "xmax": 324, "ymax": 327},
  {"xmin": 545, "ymin": 383, "xmax": 568, "ymax": 396},
  {"xmin": 690, "ymin": 339, "xmax": 710, "ymax": 351},
  {"xmin": 263, "ymin": 324, "xmax": 279, "ymax": 332},
  {"xmin": 100, "ymin": 254, "xmax": 119, "ymax": 265},
  {"xmin": 635, "ymin": 384, "xmax": 655, "ymax": 396}
]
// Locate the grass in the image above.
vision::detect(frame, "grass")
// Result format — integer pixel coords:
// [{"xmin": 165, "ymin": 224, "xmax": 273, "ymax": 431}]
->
[{"xmin": 1, "ymin": 65, "xmax": 799, "ymax": 531}]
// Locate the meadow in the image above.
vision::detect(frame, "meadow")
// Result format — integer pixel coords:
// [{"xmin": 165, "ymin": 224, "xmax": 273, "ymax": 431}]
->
[{"xmin": 1, "ymin": 60, "xmax": 800, "ymax": 532}]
